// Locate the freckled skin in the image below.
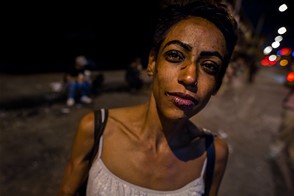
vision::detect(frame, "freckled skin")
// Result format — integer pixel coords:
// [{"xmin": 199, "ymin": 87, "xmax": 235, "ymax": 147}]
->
[{"xmin": 148, "ymin": 17, "xmax": 226, "ymax": 120}]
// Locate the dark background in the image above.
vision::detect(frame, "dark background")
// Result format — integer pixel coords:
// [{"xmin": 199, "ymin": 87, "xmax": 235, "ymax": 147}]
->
[
  {"xmin": 1, "ymin": 0, "xmax": 293, "ymax": 73},
  {"xmin": 0, "ymin": 1, "xmax": 159, "ymax": 73},
  {"xmin": 241, "ymin": 0, "xmax": 294, "ymax": 47}
]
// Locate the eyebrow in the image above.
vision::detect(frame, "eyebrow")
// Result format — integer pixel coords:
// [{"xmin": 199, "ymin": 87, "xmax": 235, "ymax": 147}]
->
[
  {"xmin": 163, "ymin": 40, "xmax": 224, "ymax": 62},
  {"xmin": 163, "ymin": 40, "xmax": 192, "ymax": 51},
  {"xmin": 200, "ymin": 51, "xmax": 224, "ymax": 62}
]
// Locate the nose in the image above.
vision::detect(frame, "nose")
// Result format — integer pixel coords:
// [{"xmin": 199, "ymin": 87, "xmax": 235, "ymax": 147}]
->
[{"xmin": 178, "ymin": 63, "xmax": 198, "ymax": 89}]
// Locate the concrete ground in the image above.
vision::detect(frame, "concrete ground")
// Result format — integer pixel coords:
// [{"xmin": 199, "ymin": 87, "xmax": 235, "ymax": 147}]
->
[{"xmin": 0, "ymin": 67, "xmax": 293, "ymax": 196}]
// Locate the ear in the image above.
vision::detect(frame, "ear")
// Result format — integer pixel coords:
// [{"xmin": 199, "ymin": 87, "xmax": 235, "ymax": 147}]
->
[{"xmin": 147, "ymin": 50, "xmax": 156, "ymax": 76}]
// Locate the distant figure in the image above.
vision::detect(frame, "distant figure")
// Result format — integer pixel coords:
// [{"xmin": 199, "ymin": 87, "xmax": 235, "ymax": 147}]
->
[
  {"xmin": 65, "ymin": 55, "xmax": 93, "ymax": 107},
  {"xmin": 125, "ymin": 56, "xmax": 144, "ymax": 92},
  {"xmin": 270, "ymin": 65, "xmax": 294, "ymax": 194}
]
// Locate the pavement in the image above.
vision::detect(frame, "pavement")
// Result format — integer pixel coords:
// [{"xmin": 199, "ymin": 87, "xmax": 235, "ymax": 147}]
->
[{"xmin": 0, "ymin": 67, "xmax": 293, "ymax": 196}]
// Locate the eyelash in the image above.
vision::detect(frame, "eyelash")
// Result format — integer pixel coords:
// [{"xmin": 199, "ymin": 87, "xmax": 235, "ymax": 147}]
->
[
  {"xmin": 164, "ymin": 50, "xmax": 220, "ymax": 75},
  {"xmin": 201, "ymin": 62, "xmax": 220, "ymax": 75},
  {"xmin": 164, "ymin": 50, "xmax": 184, "ymax": 63}
]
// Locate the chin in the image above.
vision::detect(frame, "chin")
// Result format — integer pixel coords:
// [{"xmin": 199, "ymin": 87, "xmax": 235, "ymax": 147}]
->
[{"xmin": 162, "ymin": 106, "xmax": 191, "ymax": 121}]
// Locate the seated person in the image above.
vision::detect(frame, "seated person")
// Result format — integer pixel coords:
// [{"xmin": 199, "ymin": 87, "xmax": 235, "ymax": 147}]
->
[
  {"xmin": 125, "ymin": 56, "xmax": 144, "ymax": 91},
  {"xmin": 65, "ymin": 55, "xmax": 93, "ymax": 107}
]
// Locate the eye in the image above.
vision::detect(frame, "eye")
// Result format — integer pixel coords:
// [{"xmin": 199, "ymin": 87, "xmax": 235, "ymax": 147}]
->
[
  {"xmin": 201, "ymin": 61, "xmax": 220, "ymax": 75},
  {"xmin": 164, "ymin": 50, "xmax": 185, "ymax": 63}
]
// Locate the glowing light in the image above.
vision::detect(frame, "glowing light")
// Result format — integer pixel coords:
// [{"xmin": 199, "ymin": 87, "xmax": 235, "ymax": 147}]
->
[
  {"xmin": 269, "ymin": 55, "xmax": 277, "ymax": 61},
  {"xmin": 261, "ymin": 56, "xmax": 270, "ymax": 66},
  {"xmin": 275, "ymin": 55, "xmax": 281, "ymax": 61},
  {"xmin": 278, "ymin": 27, "xmax": 287, "ymax": 35},
  {"xmin": 279, "ymin": 59, "xmax": 288, "ymax": 66},
  {"xmin": 261, "ymin": 55, "xmax": 278, "ymax": 66},
  {"xmin": 277, "ymin": 48, "xmax": 292, "ymax": 56},
  {"xmin": 275, "ymin": 35, "xmax": 283, "ymax": 42},
  {"xmin": 279, "ymin": 4, "xmax": 288, "ymax": 12},
  {"xmin": 286, "ymin": 72, "xmax": 294, "ymax": 82},
  {"xmin": 261, "ymin": 58, "xmax": 272, "ymax": 66},
  {"xmin": 271, "ymin": 41, "xmax": 280, "ymax": 48},
  {"xmin": 263, "ymin": 46, "xmax": 272, "ymax": 55}
]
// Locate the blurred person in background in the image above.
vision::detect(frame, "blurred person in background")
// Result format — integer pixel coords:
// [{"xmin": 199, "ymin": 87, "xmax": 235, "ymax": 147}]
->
[
  {"xmin": 64, "ymin": 55, "xmax": 93, "ymax": 107},
  {"xmin": 125, "ymin": 56, "xmax": 144, "ymax": 92},
  {"xmin": 57, "ymin": 0, "xmax": 238, "ymax": 195},
  {"xmin": 270, "ymin": 62, "xmax": 294, "ymax": 194}
]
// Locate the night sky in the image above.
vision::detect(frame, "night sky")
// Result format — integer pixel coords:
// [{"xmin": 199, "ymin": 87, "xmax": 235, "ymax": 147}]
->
[
  {"xmin": 1, "ymin": 0, "xmax": 293, "ymax": 73},
  {"xmin": 241, "ymin": 0, "xmax": 294, "ymax": 48},
  {"xmin": 1, "ymin": 1, "xmax": 159, "ymax": 73}
]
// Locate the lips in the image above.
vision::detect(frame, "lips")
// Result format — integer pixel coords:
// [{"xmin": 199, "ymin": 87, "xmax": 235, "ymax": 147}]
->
[{"xmin": 166, "ymin": 92, "xmax": 198, "ymax": 107}]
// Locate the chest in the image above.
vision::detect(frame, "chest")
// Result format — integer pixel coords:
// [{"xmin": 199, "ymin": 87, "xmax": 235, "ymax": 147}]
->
[{"xmin": 101, "ymin": 140, "xmax": 206, "ymax": 190}]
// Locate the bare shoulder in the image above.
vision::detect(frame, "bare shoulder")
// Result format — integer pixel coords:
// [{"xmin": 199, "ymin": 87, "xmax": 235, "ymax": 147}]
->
[
  {"xmin": 77, "ymin": 111, "xmax": 95, "ymax": 137},
  {"xmin": 206, "ymin": 135, "xmax": 229, "ymax": 195},
  {"xmin": 214, "ymin": 136, "xmax": 229, "ymax": 162},
  {"xmin": 64, "ymin": 111, "xmax": 97, "ymax": 166},
  {"xmin": 70, "ymin": 111, "xmax": 96, "ymax": 152}
]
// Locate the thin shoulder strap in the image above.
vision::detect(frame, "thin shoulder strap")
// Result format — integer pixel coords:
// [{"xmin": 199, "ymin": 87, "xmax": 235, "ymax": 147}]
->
[
  {"xmin": 203, "ymin": 133, "xmax": 215, "ymax": 196},
  {"xmin": 77, "ymin": 108, "xmax": 108, "ymax": 196},
  {"xmin": 89, "ymin": 108, "xmax": 108, "ymax": 165}
]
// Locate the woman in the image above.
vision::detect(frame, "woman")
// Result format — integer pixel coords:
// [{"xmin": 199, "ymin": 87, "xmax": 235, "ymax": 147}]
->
[{"xmin": 57, "ymin": 0, "xmax": 238, "ymax": 195}]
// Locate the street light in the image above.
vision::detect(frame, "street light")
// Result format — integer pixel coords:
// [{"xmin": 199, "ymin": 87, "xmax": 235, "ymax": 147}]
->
[
  {"xmin": 278, "ymin": 4, "xmax": 288, "ymax": 12},
  {"xmin": 278, "ymin": 27, "xmax": 287, "ymax": 35}
]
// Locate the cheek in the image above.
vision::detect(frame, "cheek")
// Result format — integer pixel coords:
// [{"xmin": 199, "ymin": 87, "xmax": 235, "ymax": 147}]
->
[
  {"xmin": 198, "ymin": 76, "xmax": 216, "ymax": 95},
  {"xmin": 196, "ymin": 80, "xmax": 215, "ymax": 110},
  {"xmin": 151, "ymin": 66, "xmax": 177, "ymax": 102},
  {"xmin": 156, "ymin": 65, "xmax": 177, "ymax": 86}
]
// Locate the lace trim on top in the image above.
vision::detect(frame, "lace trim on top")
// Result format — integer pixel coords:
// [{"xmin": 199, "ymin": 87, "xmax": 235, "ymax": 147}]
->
[{"xmin": 87, "ymin": 136, "xmax": 207, "ymax": 196}]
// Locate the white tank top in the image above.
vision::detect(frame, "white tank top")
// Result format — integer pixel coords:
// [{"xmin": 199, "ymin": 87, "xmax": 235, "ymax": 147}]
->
[{"xmin": 86, "ymin": 136, "xmax": 207, "ymax": 196}]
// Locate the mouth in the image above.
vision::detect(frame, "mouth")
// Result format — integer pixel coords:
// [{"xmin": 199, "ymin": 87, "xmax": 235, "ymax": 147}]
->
[{"xmin": 166, "ymin": 92, "xmax": 199, "ymax": 107}]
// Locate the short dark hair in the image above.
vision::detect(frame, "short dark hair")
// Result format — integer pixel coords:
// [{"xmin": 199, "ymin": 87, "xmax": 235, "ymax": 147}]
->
[{"xmin": 151, "ymin": 0, "xmax": 238, "ymax": 93}]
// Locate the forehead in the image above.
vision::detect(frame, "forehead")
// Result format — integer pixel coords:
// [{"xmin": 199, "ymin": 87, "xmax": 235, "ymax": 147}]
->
[{"xmin": 163, "ymin": 17, "xmax": 226, "ymax": 54}]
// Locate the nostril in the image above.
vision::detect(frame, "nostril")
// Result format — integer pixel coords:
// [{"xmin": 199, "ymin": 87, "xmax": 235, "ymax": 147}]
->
[
  {"xmin": 193, "ymin": 81, "xmax": 198, "ymax": 87},
  {"xmin": 178, "ymin": 79, "xmax": 198, "ymax": 92}
]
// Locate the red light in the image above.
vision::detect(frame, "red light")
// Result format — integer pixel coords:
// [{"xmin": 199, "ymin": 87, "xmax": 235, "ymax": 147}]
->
[
  {"xmin": 279, "ymin": 48, "xmax": 292, "ymax": 56},
  {"xmin": 261, "ymin": 56, "xmax": 276, "ymax": 66},
  {"xmin": 261, "ymin": 59, "xmax": 270, "ymax": 66},
  {"xmin": 287, "ymin": 72, "xmax": 294, "ymax": 82}
]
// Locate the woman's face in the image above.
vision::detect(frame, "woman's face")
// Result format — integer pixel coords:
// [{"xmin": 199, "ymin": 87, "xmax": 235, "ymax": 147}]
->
[{"xmin": 148, "ymin": 17, "xmax": 226, "ymax": 120}]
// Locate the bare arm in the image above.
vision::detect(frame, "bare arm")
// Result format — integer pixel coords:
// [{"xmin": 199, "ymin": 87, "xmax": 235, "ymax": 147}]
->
[
  {"xmin": 208, "ymin": 136, "xmax": 229, "ymax": 196},
  {"xmin": 57, "ymin": 112, "xmax": 95, "ymax": 196}
]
